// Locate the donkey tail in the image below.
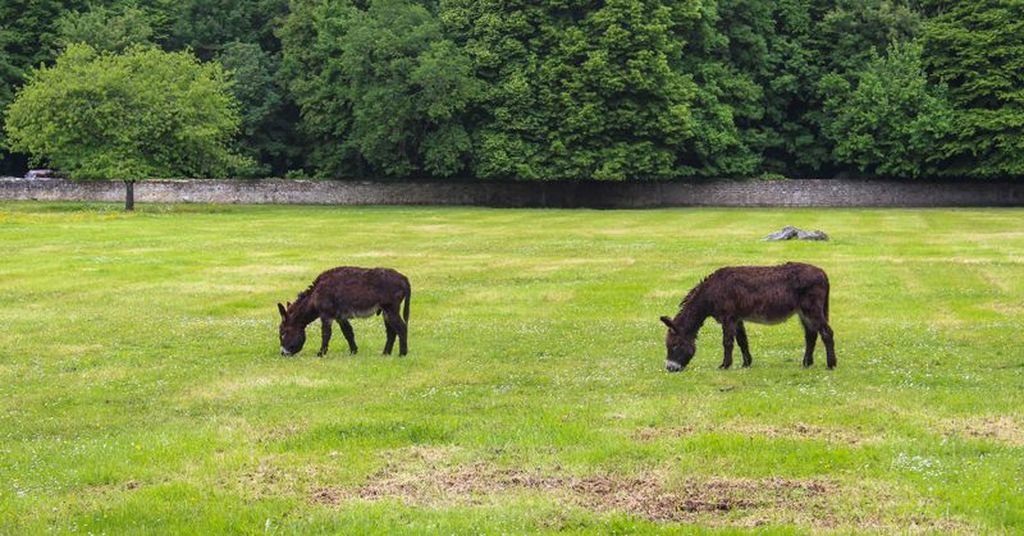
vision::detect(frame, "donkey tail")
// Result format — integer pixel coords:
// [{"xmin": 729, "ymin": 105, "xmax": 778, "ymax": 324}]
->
[
  {"xmin": 403, "ymin": 282, "xmax": 411, "ymax": 323},
  {"xmin": 823, "ymin": 278, "xmax": 831, "ymax": 322}
]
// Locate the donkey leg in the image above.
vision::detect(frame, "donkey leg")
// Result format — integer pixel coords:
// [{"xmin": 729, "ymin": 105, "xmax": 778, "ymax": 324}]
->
[
  {"xmin": 720, "ymin": 320, "xmax": 736, "ymax": 369},
  {"xmin": 736, "ymin": 321, "xmax": 753, "ymax": 367},
  {"xmin": 382, "ymin": 306, "xmax": 407, "ymax": 356},
  {"xmin": 381, "ymin": 308, "xmax": 397, "ymax": 355},
  {"xmin": 382, "ymin": 321, "xmax": 396, "ymax": 355},
  {"xmin": 820, "ymin": 323, "xmax": 836, "ymax": 369},
  {"xmin": 395, "ymin": 315, "xmax": 408, "ymax": 356},
  {"xmin": 317, "ymin": 316, "xmax": 333, "ymax": 357},
  {"xmin": 338, "ymin": 319, "xmax": 358, "ymax": 355},
  {"xmin": 800, "ymin": 317, "xmax": 818, "ymax": 368}
]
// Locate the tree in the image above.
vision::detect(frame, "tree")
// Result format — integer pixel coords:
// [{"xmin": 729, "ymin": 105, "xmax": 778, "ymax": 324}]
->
[
  {"xmin": 708, "ymin": 0, "xmax": 921, "ymax": 177},
  {"xmin": 281, "ymin": 0, "xmax": 479, "ymax": 178},
  {"xmin": 4, "ymin": 43, "xmax": 248, "ymax": 210},
  {"xmin": 55, "ymin": 3, "xmax": 159, "ymax": 53},
  {"xmin": 0, "ymin": 0, "xmax": 91, "ymax": 175},
  {"xmin": 921, "ymin": 0, "xmax": 1024, "ymax": 177},
  {"xmin": 218, "ymin": 41, "xmax": 301, "ymax": 176},
  {"xmin": 821, "ymin": 42, "xmax": 953, "ymax": 177},
  {"xmin": 165, "ymin": 0, "xmax": 289, "ymax": 60},
  {"xmin": 442, "ymin": 0, "xmax": 753, "ymax": 180}
]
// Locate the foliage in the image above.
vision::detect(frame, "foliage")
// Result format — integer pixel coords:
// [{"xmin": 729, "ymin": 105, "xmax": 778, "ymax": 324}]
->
[
  {"xmin": 822, "ymin": 42, "xmax": 953, "ymax": 177},
  {"xmin": 218, "ymin": 41, "xmax": 300, "ymax": 176},
  {"xmin": 0, "ymin": 0, "xmax": 89, "ymax": 174},
  {"xmin": 921, "ymin": 0, "xmax": 1024, "ymax": 177},
  {"xmin": 55, "ymin": 3, "xmax": 159, "ymax": 53},
  {"xmin": 4, "ymin": 43, "xmax": 248, "ymax": 181},
  {"xmin": 2, "ymin": 0, "xmax": 1024, "ymax": 179},
  {"xmin": 281, "ymin": 0, "xmax": 479, "ymax": 178},
  {"xmin": 164, "ymin": 0, "xmax": 289, "ymax": 60},
  {"xmin": 442, "ymin": 0, "xmax": 754, "ymax": 180}
]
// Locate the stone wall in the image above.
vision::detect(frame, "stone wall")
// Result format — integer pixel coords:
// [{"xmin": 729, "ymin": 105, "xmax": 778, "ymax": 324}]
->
[{"xmin": 1, "ymin": 177, "xmax": 1022, "ymax": 208}]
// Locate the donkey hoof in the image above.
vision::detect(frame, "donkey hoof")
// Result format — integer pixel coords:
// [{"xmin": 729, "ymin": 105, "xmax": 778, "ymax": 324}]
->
[
  {"xmin": 349, "ymin": 349, "xmax": 358, "ymax": 355},
  {"xmin": 719, "ymin": 363, "xmax": 732, "ymax": 370},
  {"xmin": 317, "ymin": 351, "xmax": 326, "ymax": 357},
  {"xmin": 741, "ymin": 362, "xmax": 752, "ymax": 368}
]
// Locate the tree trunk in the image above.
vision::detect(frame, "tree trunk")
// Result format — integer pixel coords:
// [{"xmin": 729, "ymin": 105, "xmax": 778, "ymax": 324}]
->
[{"xmin": 124, "ymin": 180, "xmax": 135, "ymax": 211}]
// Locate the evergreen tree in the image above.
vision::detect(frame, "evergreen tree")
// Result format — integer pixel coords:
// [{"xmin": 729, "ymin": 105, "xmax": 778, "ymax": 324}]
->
[
  {"xmin": 822, "ymin": 42, "xmax": 953, "ymax": 177},
  {"xmin": 921, "ymin": 0, "xmax": 1024, "ymax": 177}
]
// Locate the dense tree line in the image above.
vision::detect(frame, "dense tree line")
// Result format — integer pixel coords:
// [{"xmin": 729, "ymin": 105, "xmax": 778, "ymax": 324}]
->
[{"xmin": 2, "ymin": 0, "xmax": 1022, "ymax": 181}]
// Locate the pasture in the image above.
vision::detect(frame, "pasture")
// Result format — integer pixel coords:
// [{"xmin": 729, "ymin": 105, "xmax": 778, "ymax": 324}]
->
[{"xmin": 0, "ymin": 203, "xmax": 1021, "ymax": 533}]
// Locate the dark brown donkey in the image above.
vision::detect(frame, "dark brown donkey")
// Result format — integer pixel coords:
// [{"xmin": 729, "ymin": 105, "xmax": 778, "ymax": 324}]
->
[
  {"xmin": 659, "ymin": 262, "xmax": 835, "ymax": 371},
  {"xmin": 277, "ymin": 267, "xmax": 411, "ymax": 357}
]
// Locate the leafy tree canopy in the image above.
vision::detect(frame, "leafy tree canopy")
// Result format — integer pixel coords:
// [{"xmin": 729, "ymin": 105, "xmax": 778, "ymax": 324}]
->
[
  {"xmin": 282, "ymin": 0, "xmax": 479, "ymax": 178},
  {"xmin": 822, "ymin": 42, "xmax": 953, "ymax": 177},
  {"xmin": 4, "ymin": 43, "xmax": 249, "ymax": 181},
  {"xmin": 55, "ymin": 3, "xmax": 159, "ymax": 53},
  {"xmin": 921, "ymin": 0, "xmax": 1024, "ymax": 177}
]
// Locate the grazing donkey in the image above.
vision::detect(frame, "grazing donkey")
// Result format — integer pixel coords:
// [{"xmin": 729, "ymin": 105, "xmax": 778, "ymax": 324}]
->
[
  {"xmin": 659, "ymin": 262, "xmax": 835, "ymax": 372},
  {"xmin": 277, "ymin": 267, "xmax": 410, "ymax": 357}
]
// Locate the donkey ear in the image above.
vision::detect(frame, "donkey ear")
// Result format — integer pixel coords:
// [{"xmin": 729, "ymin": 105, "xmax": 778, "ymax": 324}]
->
[
  {"xmin": 277, "ymin": 303, "xmax": 288, "ymax": 319},
  {"xmin": 660, "ymin": 316, "xmax": 677, "ymax": 333}
]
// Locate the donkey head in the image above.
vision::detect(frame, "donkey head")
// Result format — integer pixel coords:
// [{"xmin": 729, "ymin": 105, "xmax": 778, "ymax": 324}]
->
[
  {"xmin": 660, "ymin": 316, "xmax": 695, "ymax": 372},
  {"xmin": 277, "ymin": 302, "xmax": 306, "ymax": 356}
]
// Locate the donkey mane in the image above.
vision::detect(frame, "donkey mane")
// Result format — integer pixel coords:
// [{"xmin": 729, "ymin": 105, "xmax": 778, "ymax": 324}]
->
[
  {"xmin": 678, "ymin": 276, "xmax": 707, "ymax": 308},
  {"xmin": 295, "ymin": 286, "xmax": 313, "ymax": 302},
  {"xmin": 289, "ymin": 275, "xmax": 326, "ymax": 312}
]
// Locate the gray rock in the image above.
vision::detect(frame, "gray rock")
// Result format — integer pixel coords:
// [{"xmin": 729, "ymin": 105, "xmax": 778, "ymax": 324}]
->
[{"xmin": 764, "ymin": 225, "xmax": 829, "ymax": 241}]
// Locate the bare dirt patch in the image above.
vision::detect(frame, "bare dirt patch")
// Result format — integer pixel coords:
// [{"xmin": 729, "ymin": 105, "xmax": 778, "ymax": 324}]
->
[
  {"xmin": 945, "ymin": 416, "xmax": 1024, "ymax": 446},
  {"xmin": 308, "ymin": 461, "xmax": 978, "ymax": 531},
  {"xmin": 312, "ymin": 463, "xmax": 834, "ymax": 524}
]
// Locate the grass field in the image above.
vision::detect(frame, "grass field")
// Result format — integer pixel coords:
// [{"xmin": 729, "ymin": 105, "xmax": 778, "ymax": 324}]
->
[{"xmin": 1, "ymin": 202, "xmax": 1022, "ymax": 534}]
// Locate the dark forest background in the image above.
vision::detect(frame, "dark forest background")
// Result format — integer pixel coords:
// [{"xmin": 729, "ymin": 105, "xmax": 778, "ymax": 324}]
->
[{"xmin": 2, "ymin": 0, "xmax": 1021, "ymax": 181}]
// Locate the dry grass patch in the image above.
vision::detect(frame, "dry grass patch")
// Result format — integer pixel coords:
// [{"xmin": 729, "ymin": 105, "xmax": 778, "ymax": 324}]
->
[
  {"xmin": 307, "ymin": 462, "xmax": 978, "ymax": 532},
  {"xmin": 634, "ymin": 421, "xmax": 881, "ymax": 446},
  {"xmin": 543, "ymin": 290, "xmax": 576, "ymax": 303},
  {"xmin": 310, "ymin": 462, "xmax": 838, "ymax": 525},
  {"xmin": 944, "ymin": 416, "xmax": 1024, "ymax": 446},
  {"xmin": 184, "ymin": 375, "xmax": 330, "ymax": 401},
  {"xmin": 212, "ymin": 264, "xmax": 311, "ymax": 275}
]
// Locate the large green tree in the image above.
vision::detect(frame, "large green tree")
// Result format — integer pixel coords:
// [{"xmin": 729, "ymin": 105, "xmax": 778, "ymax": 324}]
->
[
  {"xmin": 0, "ymin": 0, "xmax": 90, "ymax": 175},
  {"xmin": 821, "ymin": 42, "xmax": 953, "ymax": 177},
  {"xmin": 218, "ymin": 41, "xmax": 301, "ymax": 176},
  {"xmin": 709, "ymin": 0, "xmax": 921, "ymax": 177},
  {"xmin": 443, "ymin": 0, "xmax": 753, "ymax": 180},
  {"xmin": 281, "ymin": 0, "xmax": 479, "ymax": 178},
  {"xmin": 4, "ymin": 43, "xmax": 248, "ymax": 209},
  {"xmin": 921, "ymin": 0, "xmax": 1024, "ymax": 177},
  {"xmin": 164, "ymin": 0, "xmax": 289, "ymax": 61},
  {"xmin": 55, "ymin": 3, "xmax": 159, "ymax": 53}
]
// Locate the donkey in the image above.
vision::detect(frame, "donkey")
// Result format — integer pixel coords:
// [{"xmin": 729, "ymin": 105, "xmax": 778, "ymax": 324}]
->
[
  {"xmin": 659, "ymin": 262, "xmax": 835, "ymax": 372},
  {"xmin": 277, "ymin": 266, "xmax": 411, "ymax": 357}
]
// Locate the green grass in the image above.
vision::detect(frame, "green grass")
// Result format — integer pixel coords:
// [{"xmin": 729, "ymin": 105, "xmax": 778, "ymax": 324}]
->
[{"xmin": 1, "ymin": 202, "xmax": 1022, "ymax": 534}]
